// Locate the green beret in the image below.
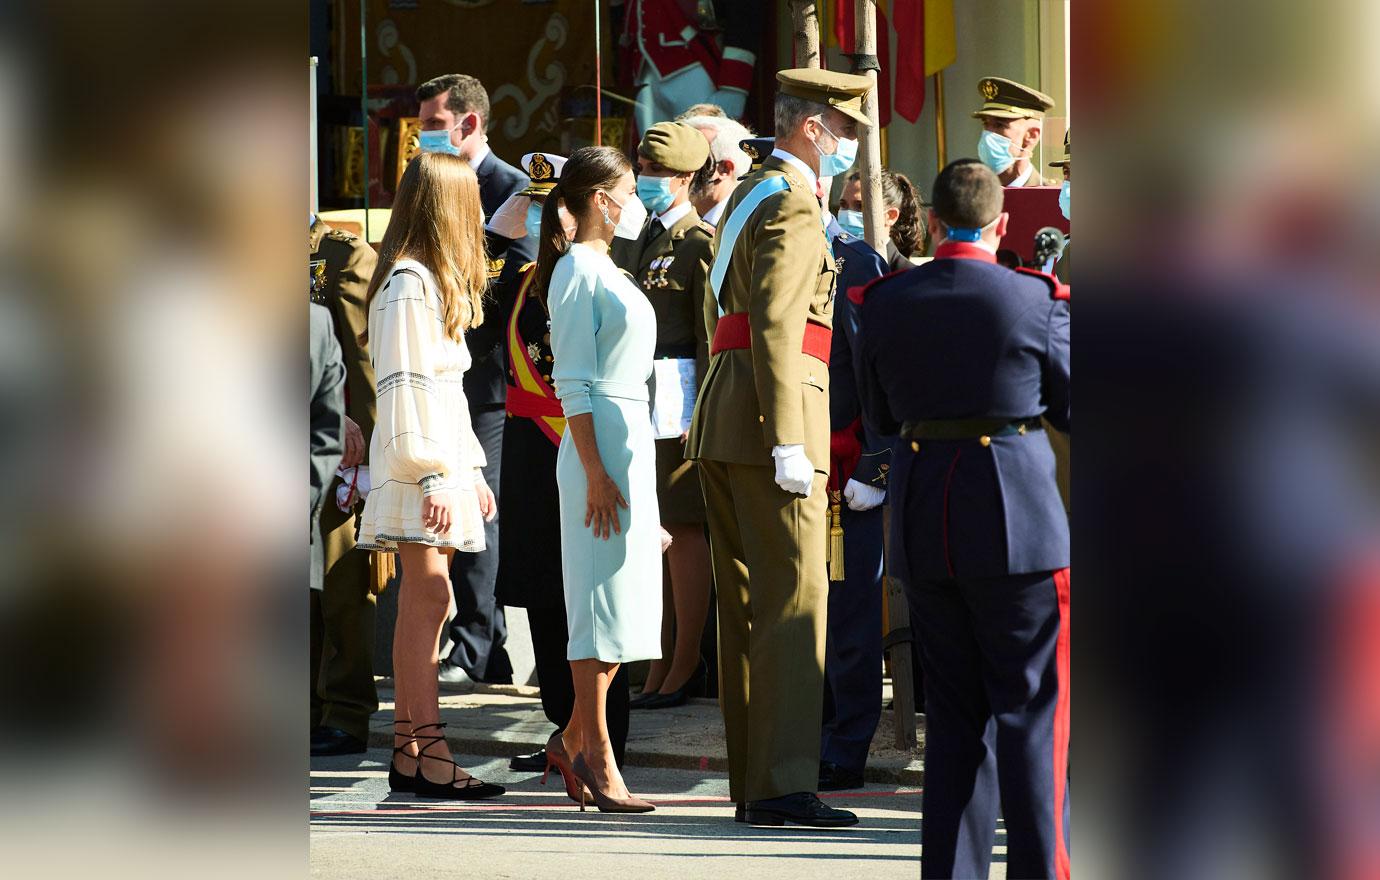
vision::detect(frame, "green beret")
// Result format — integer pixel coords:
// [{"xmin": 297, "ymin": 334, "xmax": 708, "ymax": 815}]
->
[{"xmin": 638, "ymin": 122, "xmax": 711, "ymax": 173}]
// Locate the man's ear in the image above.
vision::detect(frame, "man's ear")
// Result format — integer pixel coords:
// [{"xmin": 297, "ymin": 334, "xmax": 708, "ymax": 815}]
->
[
  {"xmin": 461, "ymin": 111, "xmax": 480, "ymax": 139},
  {"xmin": 927, "ymin": 207, "xmax": 943, "ymax": 242},
  {"xmin": 717, "ymin": 159, "xmax": 734, "ymax": 179},
  {"xmin": 994, "ymin": 211, "xmax": 1010, "ymax": 240},
  {"xmin": 1023, "ymin": 121, "xmax": 1042, "ymax": 151}
]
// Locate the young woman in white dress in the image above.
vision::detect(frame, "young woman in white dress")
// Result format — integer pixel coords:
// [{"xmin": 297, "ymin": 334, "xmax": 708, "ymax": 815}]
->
[{"xmin": 356, "ymin": 152, "xmax": 503, "ymax": 799}]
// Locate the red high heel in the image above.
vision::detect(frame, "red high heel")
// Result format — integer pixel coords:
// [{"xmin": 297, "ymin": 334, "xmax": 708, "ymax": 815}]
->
[{"xmin": 540, "ymin": 732, "xmax": 589, "ymax": 805}]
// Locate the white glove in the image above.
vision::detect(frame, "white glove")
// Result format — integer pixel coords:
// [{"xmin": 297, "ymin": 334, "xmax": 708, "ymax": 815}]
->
[
  {"xmin": 843, "ymin": 478, "xmax": 885, "ymax": 512},
  {"xmin": 772, "ymin": 444, "xmax": 815, "ymax": 497}
]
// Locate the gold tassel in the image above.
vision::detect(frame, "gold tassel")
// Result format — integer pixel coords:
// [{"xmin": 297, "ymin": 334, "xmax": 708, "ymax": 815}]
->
[
  {"xmin": 828, "ymin": 490, "xmax": 846, "ymax": 582},
  {"xmin": 370, "ymin": 550, "xmax": 397, "ymax": 596}
]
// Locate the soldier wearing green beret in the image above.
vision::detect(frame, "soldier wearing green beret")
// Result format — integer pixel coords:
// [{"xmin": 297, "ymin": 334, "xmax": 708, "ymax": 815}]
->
[
  {"xmin": 974, "ymin": 76, "xmax": 1059, "ymax": 187},
  {"xmin": 612, "ymin": 121, "xmax": 717, "ymax": 711},
  {"xmin": 685, "ymin": 67, "xmax": 871, "ymax": 829},
  {"xmin": 309, "ymin": 216, "xmax": 380, "ymax": 756}
]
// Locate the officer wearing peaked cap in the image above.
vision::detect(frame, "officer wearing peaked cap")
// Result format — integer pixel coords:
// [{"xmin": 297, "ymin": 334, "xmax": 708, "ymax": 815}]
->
[
  {"xmin": 1050, "ymin": 129, "xmax": 1071, "ymax": 283},
  {"xmin": 973, "ymin": 76, "xmax": 1059, "ymax": 187},
  {"xmin": 685, "ymin": 66, "xmax": 870, "ymax": 829}
]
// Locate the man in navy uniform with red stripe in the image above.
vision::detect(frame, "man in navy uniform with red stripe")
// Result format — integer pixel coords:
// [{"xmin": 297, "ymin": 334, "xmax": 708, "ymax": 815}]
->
[{"xmin": 856, "ymin": 159, "xmax": 1071, "ymax": 879}]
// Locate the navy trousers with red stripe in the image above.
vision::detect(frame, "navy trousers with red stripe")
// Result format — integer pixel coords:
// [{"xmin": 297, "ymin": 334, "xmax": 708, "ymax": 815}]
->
[{"xmin": 911, "ymin": 569, "xmax": 1071, "ymax": 880}]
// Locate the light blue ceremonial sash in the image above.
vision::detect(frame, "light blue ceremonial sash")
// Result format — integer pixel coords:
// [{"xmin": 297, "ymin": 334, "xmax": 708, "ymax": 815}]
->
[{"xmin": 709, "ymin": 174, "xmax": 791, "ymax": 317}]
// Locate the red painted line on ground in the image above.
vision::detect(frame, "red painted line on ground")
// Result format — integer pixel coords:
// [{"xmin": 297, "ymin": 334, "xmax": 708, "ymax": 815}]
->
[{"xmin": 310, "ymin": 788, "xmax": 923, "ymax": 819}]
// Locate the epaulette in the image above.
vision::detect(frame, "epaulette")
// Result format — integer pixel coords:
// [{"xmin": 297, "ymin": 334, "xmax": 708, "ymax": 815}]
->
[
  {"xmin": 325, "ymin": 228, "xmax": 358, "ymax": 243},
  {"xmin": 847, "ymin": 266, "xmax": 911, "ymax": 306},
  {"xmin": 1015, "ymin": 266, "xmax": 1070, "ymax": 301},
  {"xmin": 517, "ymin": 261, "xmax": 537, "ymax": 275}
]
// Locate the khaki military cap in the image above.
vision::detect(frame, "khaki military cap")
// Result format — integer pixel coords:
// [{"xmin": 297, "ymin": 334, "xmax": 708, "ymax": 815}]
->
[
  {"xmin": 638, "ymin": 122, "xmax": 711, "ymax": 173},
  {"xmin": 776, "ymin": 67, "xmax": 873, "ymax": 126},
  {"xmin": 972, "ymin": 76, "xmax": 1055, "ymax": 120},
  {"xmin": 738, "ymin": 137, "xmax": 774, "ymax": 176},
  {"xmin": 518, "ymin": 152, "xmax": 566, "ymax": 196},
  {"xmin": 1049, "ymin": 130, "xmax": 1071, "ymax": 168}
]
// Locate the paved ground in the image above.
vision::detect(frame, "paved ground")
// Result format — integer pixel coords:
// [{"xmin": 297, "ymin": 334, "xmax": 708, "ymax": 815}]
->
[
  {"xmin": 366, "ymin": 679, "xmax": 926, "ymax": 785},
  {"xmin": 310, "ymin": 749, "xmax": 1008, "ymax": 879}
]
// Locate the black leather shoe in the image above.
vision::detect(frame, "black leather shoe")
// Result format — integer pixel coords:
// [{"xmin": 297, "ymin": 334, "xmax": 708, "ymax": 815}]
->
[
  {"xmin": 629, "ymin": 691, "xmax": 663, "ymax": 710},
  {"xmin": 637, "ymin": 688, "xmax": 689, "ymax": 710},
  {"xmin": 311, "ymin": 726, "xmax": 367, "ymax": 756},
  {"xmin": 818, "ymin": 761, "xmax": 866, "ymax": 792},
  {"xmin": 509, "ymin": 749, "xmax": 548, "ymax": 773},
  {"xmin": 743, "ymin": 792, "xmax": 858, "ymax": 828},
  {"xmin": 734, "ymin": 803, "xmax": 745, "ymax": 823}
]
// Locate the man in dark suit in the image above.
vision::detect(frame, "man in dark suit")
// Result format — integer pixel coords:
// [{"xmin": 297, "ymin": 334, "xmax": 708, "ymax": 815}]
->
[
  {"xmin": 415, "ymin": 73, "xmax": 534, "ymax": 687},
  {"xmin": 856, "ymin": 160, "xmax": 1071, "ymax": 879},
  {"xmin": 819, "ymin": 193, "xmax": 893, "ymax": 793}
]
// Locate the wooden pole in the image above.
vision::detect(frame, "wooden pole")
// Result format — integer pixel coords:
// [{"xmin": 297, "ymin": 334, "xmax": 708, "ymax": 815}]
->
[
  {"xmin": 790, "ymin": 0, "xmax": 821, "ymax": 70},
  {"xmin": 594, "ymin": 0, "xmax": 602, "ymax": 145},
  {"xmin": 934, "ymin": 69, "xmax": 948, "ymax": 169},
  {"xmin": 857, "ymin": 0, "xmax": 918, "ymax": 751}
]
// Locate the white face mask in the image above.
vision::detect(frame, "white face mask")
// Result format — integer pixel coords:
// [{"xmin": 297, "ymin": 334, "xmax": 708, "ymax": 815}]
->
[{"xmin": 603, "ymin": 189, "xmax": 648, "ymax": 240}]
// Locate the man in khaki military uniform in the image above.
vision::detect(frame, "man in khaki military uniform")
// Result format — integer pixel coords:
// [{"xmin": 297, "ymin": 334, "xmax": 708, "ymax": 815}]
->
[
  {"xmin": 685, "ymin": 67, "xmax": 871, "ymax": 829},
  {"xmin": 973, "ymin": 76, "xmax": 1059, "ymax": 187},
  {"xmin": 1051, "ymin": 129, "xmax": 1071, "ymax": 282},
  {"xmin": 612, "ymin": 122, "xmax": 718, "ymax": 709},
  {"xmin": 309, "ymin": 216, "xmax": 380, "ymax": 756}
]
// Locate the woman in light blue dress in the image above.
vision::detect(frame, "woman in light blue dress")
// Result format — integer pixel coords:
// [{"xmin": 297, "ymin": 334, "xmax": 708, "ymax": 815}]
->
[{"xmin": 531, "ymin": 146, "xmax": 663, "ymax": 813}]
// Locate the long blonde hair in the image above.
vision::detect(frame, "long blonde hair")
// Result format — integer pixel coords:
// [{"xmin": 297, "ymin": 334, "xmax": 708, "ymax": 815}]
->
[{"xmin": 365, "ymin": 152, "xmax": 486, "ymax": 343}]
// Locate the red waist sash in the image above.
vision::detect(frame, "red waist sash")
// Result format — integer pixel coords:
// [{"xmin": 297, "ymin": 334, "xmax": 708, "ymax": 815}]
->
[{"xmin": 710, "ymin": 312, "xmax": 832, "ymax": 366}]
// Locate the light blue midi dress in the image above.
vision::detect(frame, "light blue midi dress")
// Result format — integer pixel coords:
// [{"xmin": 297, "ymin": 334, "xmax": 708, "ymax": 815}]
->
[{"xmin": 548, "ymin": 242, "xmax": 663, "ymax": 664}]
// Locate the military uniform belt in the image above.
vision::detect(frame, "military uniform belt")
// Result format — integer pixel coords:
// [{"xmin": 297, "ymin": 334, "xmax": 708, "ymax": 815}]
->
[
  {"xmin": 710, "ymin": 312, "xmax": 832, "ymax": 365},
  {"xmin": 900, "ymin": 417, "xmax": 1044, "ymax": 442}
]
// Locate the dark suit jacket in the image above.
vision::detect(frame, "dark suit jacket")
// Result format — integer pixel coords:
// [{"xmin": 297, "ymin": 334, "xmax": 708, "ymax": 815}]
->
[
  {"xmin": 829, "ymin": 231, "xmax": 893, "ymax": 488},
  {"xmin": 466, "ymin": 149, "xmax": 536, "ymax": 408},
  {"xmin": 858, "ymin": 247, "xmax": 1070, "ymax": 581},
  {"xmin": 310, "ymin": 304, "xmax": 346, "ymax": 591}
]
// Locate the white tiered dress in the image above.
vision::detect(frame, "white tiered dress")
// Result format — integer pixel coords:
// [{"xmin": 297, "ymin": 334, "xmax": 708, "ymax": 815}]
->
[{"xmin": 356, "ymin": 259, "xmax": 487, "ymax": 552}]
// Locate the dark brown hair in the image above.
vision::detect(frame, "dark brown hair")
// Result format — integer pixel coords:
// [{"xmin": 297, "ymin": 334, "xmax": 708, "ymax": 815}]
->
[
  {"xmin": 533, "ymin": 146, "xmax": 632, "ymax": 304},
  {"xmin": 930, "ymin": 159, "xmax": 1003, "ymax": 230},
  {"xmin": 415, "ymin": 74, "xmax": 490, "ymax": 127},
  {"xmin": 849, "ymin": 168, "xmax": 925, "ymax": 256}
]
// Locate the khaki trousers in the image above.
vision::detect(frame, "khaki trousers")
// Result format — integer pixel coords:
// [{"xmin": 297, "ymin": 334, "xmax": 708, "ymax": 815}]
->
[
  {"xmin": 310, "ymin": 508, "xmax": 379, "ymax": 741},
  {"xmin": 699, "ymin": 459, "xmax": 828, "ymax": 802}
]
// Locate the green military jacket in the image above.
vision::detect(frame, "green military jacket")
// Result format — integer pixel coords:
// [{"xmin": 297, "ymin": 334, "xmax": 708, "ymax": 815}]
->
[
  {"xmin": 612, "ymin": 206, "xmax": 714, "ymax": 380},
  {"xmin": 685, "ymin": 154, "xmax": 837, "ymax": 469},
  {"xmin": 310, "ymin": 218, "xmax": 378, "ymax": 444}
]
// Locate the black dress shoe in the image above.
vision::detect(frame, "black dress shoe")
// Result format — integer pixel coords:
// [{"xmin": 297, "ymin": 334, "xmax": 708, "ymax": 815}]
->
[
  {"xmin": 637, "ymin": 688, "xmax": 689, "ymax": 710},
  {"xmin": 629, "ymin": 691, "xmax": 662, "ymax": 710},
  {"xmin": 311, "ymin": 726, "xmax": 367, "ymax": 756},
  {"xmin": 734, "ymin": 803, "xmax": 745, "ymax": 822},
  {"xmin": 818, "ymin": 761, "xmax": 866, "ymax": 792},
  {"xmin": 509, "ymin": 749, "xmax": 548, "ymax": 773},
  {"xmin": 743, "ymin": 792, "xmax": 858, "ymax": 828}
]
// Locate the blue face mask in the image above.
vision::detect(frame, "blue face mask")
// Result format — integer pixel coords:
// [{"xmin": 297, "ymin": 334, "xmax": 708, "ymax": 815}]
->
[
  {"xmin": 1058, "ymin": 180, "xmax": 1071, "ymax": 221},
  {"xmin": 978, "ymin": 130, "xmax": 1018, "ymax": 174},
  {"xmin": 524, "ymin": 201, "xmax": 544, "ymax": 240},
  {"xmin": 418, "ymin": 128, "xmax": 460, "ymax": 156},
  {"xmin": 814, "ymin": 120, "xmax": 859, "ymax": 178},
  {"xmin": 836, "ymin": 209, "xmax": 865, "ymax": 239},
  {"xmin": 635, "ymin": 174, "xmax": 677, "ymax": 215}
]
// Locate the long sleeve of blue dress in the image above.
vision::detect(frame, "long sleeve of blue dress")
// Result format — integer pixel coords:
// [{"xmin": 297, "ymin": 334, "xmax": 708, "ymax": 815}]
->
[{"xmin": 548, "ymin": 252, "xmax": 599, "ymax": 420}]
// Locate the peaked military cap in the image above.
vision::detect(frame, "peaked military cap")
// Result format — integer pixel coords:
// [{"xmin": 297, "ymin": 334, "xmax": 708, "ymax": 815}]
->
[
  {"xmin": 737, "ymin": 137, "xmax": 775, "ymax": 177},
  {"xmin": 971, "ymin": 76, "xmax": 1055, "ymax": 120},
  {"xmin": 638, "ymin": 121, "xmax": 711, "ymax": 173},
  {"xmin": 777, "ymin": 68, "xmax": 873, "ymax": 126},
  {"xmin": 518, "ymin": 152, "xmax": 566, "ymax": 196},
  {"xmin": 1049, "ymin": 130, "xmax": 1071, "ymax": 168}
]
